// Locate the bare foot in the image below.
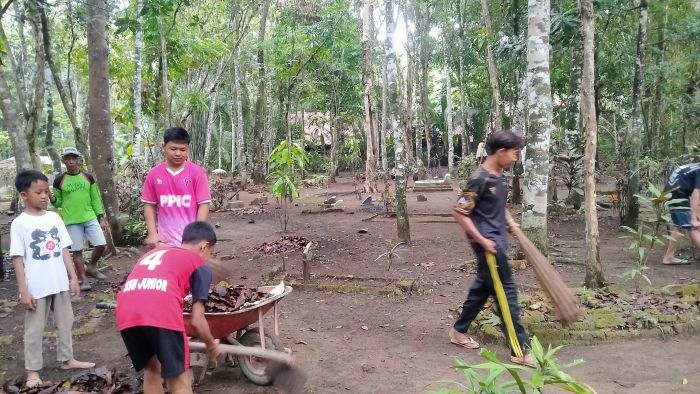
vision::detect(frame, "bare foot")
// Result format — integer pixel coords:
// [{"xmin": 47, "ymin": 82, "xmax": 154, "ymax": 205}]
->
[
  {"xmin": 26, "ymin": 371, "xmax": 42, "ymax": 388},
  {"xmin": 61, "ymin": 359, "xmax": 95, "ymax": 370}
]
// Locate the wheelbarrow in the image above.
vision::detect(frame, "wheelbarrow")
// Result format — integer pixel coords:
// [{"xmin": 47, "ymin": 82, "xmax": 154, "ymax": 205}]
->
[{"xmin": 183, "ymin": 285, "xmax": 294, "ymax": 386}]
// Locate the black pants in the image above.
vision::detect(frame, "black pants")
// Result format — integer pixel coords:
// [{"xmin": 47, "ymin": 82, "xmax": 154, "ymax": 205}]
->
[{"xmin": 454, "ymin": 242, "xmax": 529, "ymax": 356}]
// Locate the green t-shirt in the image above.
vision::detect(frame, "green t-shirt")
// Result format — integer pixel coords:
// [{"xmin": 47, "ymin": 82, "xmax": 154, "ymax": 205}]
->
[{"xmin": 52, "ymin": 172, "xmax": 105, "ymax": 225}]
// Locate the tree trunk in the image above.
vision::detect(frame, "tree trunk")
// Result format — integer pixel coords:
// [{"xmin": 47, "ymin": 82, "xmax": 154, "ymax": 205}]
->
[
  {"xmin": 444, "ymin": 39, "xmax": 454, "ymax": 175},
  {"xmin": 0, "ymin": 72, "xmax": 33, "ymax": 170},
  {"xmin": 234, "ymin": 48, "xmax": 247, "ymax": 185},
  {"xmin": 361, "ymin": 1, "xmax": 379, "ymax": 193},
  {"xmin": 380, "ymin": 56, "xmax": 389, "ymax": 174},
  {"xmin": 649, "ymin": 3, "xmax": 667, "ymax": 156},
  {"xmin": 457, "ymin": 0, "xmax": 469, "ymax": 157},
  {"xmin": 511, "ymin": 75, "xmax": 529, "ymax": 205},
  {"xmin": 622, "ymin": 0, "xmax": 648, "ymax": 227},
  {"xmin": 480, "ymin": 0, "xmax": 503, "ymax": 132},
  {"xmin": 87, "ymin": 0, "xmax": 122, "ymax": 244},
  {"xmin": 39, "ymin": 2, "xmax": 90, "ymax": 165},
  {"xmin": 416, "ymin": 8, "xmax": 432, "ymax": 167},
  {"xmin": 565, "ymin": 21, "xmax": 583, "ymax": 210},
  {"xmin": 25, "ymin": 0, "xmax": 46, "ymax": 170},
  {"xmin": 132, "ymin": 0, "xmax": 144, "ymax": 162},
  {"xmin": 580, "ymin": 0, "xmax": 604, "ymax": 288},
  {"xmin": 157, "ymin": 13, "xmax": 171, "ymax": 128},
  {"xmin": 252, "ymin": 0, "xmax": 270, "ymax": 185},
  {"xmin": 386, "ymin": 0, "xmax": 410, "ymax": 243},
  {"xmin": 522, "ymin": 0, "xmax": 553, "ymax": 254},
  {"xmin": 203, "ymin": 87, "xmax": 219, "ymax": 168},
  {"xmin": 44, "ymin": 68, "xmax": 61, "ymax": 174}
]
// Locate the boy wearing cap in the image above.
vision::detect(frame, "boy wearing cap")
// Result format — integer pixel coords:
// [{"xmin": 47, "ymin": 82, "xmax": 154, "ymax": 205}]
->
[{"xmin": 49, "ymin": 147, "xmax": 107, "ymax": 290}]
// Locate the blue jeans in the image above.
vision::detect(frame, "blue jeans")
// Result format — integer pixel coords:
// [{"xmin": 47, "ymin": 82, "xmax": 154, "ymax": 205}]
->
[{"xmin": 454, "ymin": 242, "xmax": 529, "ymax": 356}]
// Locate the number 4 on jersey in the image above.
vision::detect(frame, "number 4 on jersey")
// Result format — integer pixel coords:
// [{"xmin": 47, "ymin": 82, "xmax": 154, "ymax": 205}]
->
[{"xmin": 140, "ymin": 250, "xmax": 168, "ymax": 270}]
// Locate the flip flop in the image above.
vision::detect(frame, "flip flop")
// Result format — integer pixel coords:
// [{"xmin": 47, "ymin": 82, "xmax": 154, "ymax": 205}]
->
[
  {"xmin": 662, "ymin": 259, "xmax": 691, "ymax": 266},
  {"xmin": 449, "ymin": 336, "xmax": 480, "ymax": 349}
]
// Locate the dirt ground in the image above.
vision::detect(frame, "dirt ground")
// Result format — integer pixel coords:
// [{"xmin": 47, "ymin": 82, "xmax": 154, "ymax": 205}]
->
[{"xmin": 1, "ymin": 173, "xmax": 699, "ymax": 393}]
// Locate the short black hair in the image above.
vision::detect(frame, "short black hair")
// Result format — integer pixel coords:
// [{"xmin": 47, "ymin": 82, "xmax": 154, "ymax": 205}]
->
[
  {"xmin": 182, "ymin": 221, "xmax": 217, "ymax": 245},
  {"xmin": 485, "ymin": 130, "xmax": 524, "ymax": 155},
  {"xmin": 163, "ymin": 127, "xmax": 191, "ymax": 144},
  {"xmin": 15, "ymin": 170, "xmax": 48, "ymax": 193}
]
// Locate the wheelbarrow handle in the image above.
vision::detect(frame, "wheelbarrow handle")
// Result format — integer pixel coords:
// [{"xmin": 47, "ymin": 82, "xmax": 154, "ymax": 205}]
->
[{"xmin": 188, "ymin": 341, "xmax": 293, "ymax": 365}]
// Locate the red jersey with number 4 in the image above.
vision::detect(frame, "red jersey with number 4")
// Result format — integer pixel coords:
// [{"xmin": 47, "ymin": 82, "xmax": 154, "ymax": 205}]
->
[{"xmin": 116, "ymin": 246, "xmax": 208, "ymax": 332}]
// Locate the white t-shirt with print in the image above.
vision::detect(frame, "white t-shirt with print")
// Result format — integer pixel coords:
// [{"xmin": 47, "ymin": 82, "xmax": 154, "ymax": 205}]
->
[{"xmin": 10, "ymin": 211, "xmax": 73, "ymax": 299}]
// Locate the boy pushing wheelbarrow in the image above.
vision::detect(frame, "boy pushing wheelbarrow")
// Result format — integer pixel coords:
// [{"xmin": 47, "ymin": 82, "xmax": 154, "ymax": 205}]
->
[{"xmin": 449, "ymin": 130, "xmax": 534, "ymax": 368}]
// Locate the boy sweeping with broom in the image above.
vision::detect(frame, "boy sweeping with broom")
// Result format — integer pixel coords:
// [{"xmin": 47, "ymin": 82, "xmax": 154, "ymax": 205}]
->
[{"xmin": 449, "ymin": 130, "xmax": 534, "ymax": 367}]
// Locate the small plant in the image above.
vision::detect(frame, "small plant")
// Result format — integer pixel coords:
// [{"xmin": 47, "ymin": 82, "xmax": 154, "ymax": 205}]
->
[
  {"xmin": 428, "ymin": 337, "xmax": 594, "ymax": 394},
  {"xmin": 122, "ymin": 210, "xmax": 148, "ymax": 246},
  {"xmin": 619, "ymin": 183, "xmax": 689, "ymax": 290},
  {"xmin": 456, "ymin": 155, "xmax": 478, "ymax": 179},
  {"xmin": 268, "ymin": 140, "xmax": 307, "ymax": 232},
  {"xmin": 619, "ymin": 224, "xmax": 662, "ymax": 291}
]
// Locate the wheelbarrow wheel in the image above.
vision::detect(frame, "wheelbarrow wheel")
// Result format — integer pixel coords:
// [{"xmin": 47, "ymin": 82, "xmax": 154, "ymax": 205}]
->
[{"xmin": 237, "ymin": 328, "xmax": 284, "ymax": 386}]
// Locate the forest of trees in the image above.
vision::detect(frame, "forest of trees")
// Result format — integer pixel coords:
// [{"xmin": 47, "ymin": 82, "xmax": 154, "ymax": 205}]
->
[{"xmin": 0, "ymin": 0, "xmax": 698, "ymax": 288}]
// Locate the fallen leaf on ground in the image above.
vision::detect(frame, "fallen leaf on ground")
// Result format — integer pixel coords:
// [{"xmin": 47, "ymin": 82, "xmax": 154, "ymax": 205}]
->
[{"xmin": 361, "ymin": 325, "xmax": 369, "ymax": 331}]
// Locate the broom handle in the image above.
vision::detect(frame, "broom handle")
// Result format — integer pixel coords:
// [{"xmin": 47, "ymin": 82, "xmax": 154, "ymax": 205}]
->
[{"xmin": 485, "ymin": 252, "xmax": 524, "ymax": 358}]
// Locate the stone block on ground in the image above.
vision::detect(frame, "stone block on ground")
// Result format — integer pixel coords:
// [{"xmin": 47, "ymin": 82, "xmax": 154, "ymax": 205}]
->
[
  {"xmin": 251, "ymin": 196, "xmax": 268, "ymax": 206},
  {"xmin": 226, "ymin": 201, "xmax": 245, "ymax": 209},
  {"xmin": 591, "ymin": 309, "xmax": 625, "ymax": 329}
]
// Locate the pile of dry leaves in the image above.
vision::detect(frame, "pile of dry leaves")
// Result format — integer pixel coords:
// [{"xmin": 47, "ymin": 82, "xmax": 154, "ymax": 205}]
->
[
  {"xmin": 3, "ymin": 367, "xmax": 142, "ymax": 394},
  {"xmin": 184, "ymin": 284, "xmax": 270, "ymax": 313},
  {"xmin": 254, "ymin": 236, "xmax": 313, "ymax": 255}
]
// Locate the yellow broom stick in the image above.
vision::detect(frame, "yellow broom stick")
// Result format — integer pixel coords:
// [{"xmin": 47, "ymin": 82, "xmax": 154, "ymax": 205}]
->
[{"xmin": 485, "ymin": 252, "xmax": 523, "ymax": 358}]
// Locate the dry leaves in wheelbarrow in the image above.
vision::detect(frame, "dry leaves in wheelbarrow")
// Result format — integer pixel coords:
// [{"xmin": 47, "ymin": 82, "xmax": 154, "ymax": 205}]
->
[
  {"xmin": 184, "ymin": 284, "xmax": 271, "ymax": 313},
  {"xmin": 3, "ymin": 367, "xmax": 143, "ymax": 394}
]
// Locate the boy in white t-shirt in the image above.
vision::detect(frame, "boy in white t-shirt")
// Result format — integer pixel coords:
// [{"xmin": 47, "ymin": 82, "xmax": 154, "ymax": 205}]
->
[{"xmin": 10, "ymin": 170, "xmax": 95, "ymax": 388}]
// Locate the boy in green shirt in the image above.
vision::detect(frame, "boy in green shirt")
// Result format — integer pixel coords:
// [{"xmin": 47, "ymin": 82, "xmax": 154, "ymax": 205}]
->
[{"xmin": 49, "ymin": 147, "xmax": 107, "ymax": 291}]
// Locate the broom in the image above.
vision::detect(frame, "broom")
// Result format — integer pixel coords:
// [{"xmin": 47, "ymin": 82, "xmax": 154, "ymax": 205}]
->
[{"xmin": 512, "ymin": 227, "xmax": 581, "ymax": 326}]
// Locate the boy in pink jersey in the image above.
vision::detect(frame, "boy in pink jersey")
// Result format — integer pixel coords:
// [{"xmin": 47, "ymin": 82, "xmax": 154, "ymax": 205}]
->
[{"xmin": 142, "ymin": 127, "xmax": 211, "ymax": 247}]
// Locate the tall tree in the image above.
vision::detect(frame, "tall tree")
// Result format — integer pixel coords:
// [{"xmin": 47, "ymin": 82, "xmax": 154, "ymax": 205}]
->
[
  {"xmin": 361, "ymin": 0, "xmax": 379, "ymax": 192},
  {"xmin": 479, "ymin": 0, "xmax": 503, "ymax": 132},
  {"xmin": 251, "ymin": 0, "xmax": 270, "ymax": 185},
  {"xmin": 621, "ymin": 0, "xmax": 648, "ymax": 227},
  {"xmin": 132, "ymin": 0, "xmax": 145, "ymax": 163},
  {"xmin": 380, "ymin": 55, "xmax": 389, "ymax": 174},
  {"xmin": 522, "ymin": 0, "xmax": 553, "ymax": 253},
  {"xmin": 444, "ymin": 35, "xmax": 454, "ymax": 175},
  {"xmin": 386, "ymin": 0, "xmax": 410, "ymax": 243},
  {"xmin": 86, "ymin": 0, "xmax": 122, "ymax": 243},
  {"xmin": 44, "ymin": 68, "xmax": 61, "ymax": 174},
  {"xmin": 580, "ymin": 0, "xmax": 603, "ymax": 288}
]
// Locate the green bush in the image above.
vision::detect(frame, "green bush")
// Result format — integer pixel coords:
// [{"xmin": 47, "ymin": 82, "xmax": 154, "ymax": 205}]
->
[
  {"xmin": 456, "ymin": 155, "xmax": 478, "ymax": 179},
  {"xmin": 122, "ymin": 211, "xmax": 147, "ymax": 246}
]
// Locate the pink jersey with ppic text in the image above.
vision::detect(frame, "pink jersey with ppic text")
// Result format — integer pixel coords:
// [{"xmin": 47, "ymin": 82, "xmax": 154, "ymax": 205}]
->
[{"xmin": 141, "ymin": 161, "xmax": 211, "ymax": 246}]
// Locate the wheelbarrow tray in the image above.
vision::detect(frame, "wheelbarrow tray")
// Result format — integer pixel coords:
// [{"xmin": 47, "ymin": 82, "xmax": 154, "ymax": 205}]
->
[{"xmin": 183, "ymin": 285, "xmax": 292, "ymax": 339}]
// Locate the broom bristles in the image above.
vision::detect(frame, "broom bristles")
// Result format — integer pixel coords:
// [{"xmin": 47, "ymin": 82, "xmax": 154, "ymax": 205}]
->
[{"xmin": 514, "ymin": 228, "xmax": 580, "ymax": 325}]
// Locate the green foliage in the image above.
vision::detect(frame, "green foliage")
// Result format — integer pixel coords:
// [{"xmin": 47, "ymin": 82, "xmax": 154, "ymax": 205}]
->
[
  {"xmin": 619, "ymin": 182, "xmax": 689, "ymax": 290},
  {"xmin": 456, "ymin": 155, "xmax": 478, "ymax": 179},
  {"xmin": 122, "ymin": 211, "xmax": 148, "ymax": 246},
  {"xmin": 428, "ymin": 337, "xmax": 592, "ymax": 394},
  {"xmin": 268, "ymin": 140, "xmax": 307, "ymax": 199},
  {"xmin": 619, "ymin": 224, "xmax": 660, "ymax": 291}
]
